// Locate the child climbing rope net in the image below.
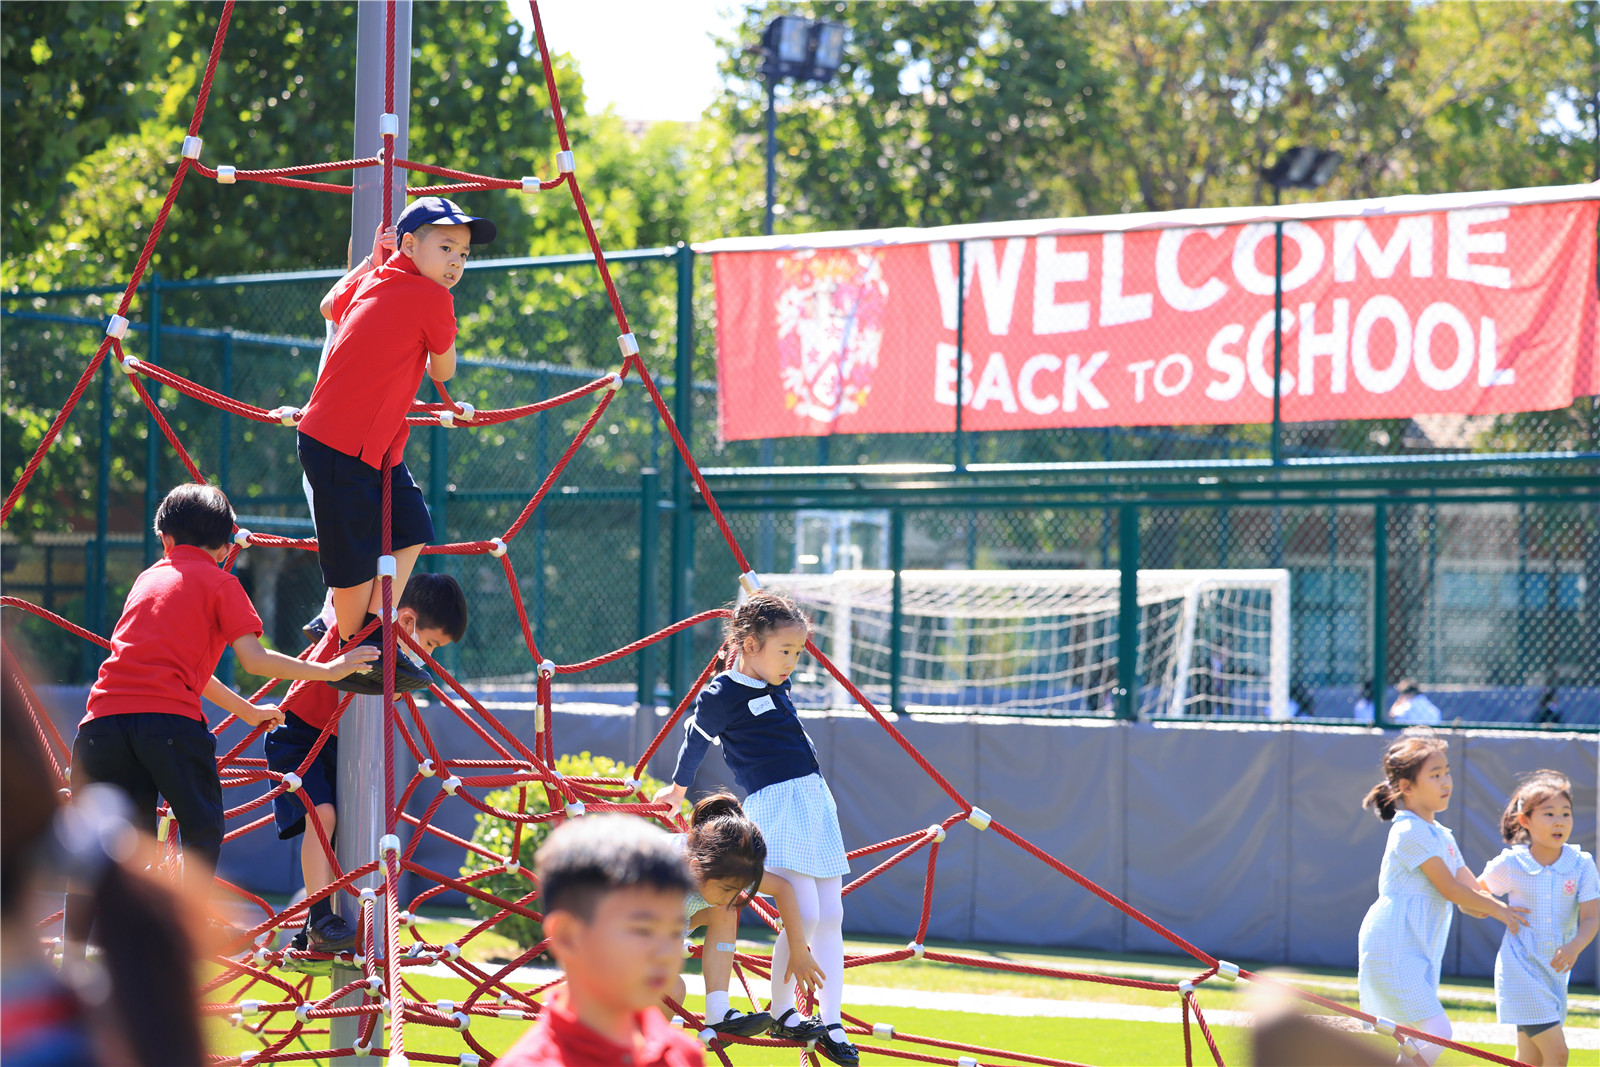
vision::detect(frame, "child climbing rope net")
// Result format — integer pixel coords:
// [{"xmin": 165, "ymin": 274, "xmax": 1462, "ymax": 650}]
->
[{"xmin": 0, "ymin": 4, "xmax": 1528, "ymax": 1066}]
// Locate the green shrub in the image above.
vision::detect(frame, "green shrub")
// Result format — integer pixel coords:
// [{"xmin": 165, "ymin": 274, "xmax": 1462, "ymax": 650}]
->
[{"xmin": 459, "ymin": 751, "xmax": 665, "ymax": 953}]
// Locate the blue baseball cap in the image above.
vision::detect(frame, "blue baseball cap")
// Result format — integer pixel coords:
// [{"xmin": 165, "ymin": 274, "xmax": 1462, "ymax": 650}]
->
[{"xmin": 396, "ymin": 196, "xmax": 497, "ymax": 244}]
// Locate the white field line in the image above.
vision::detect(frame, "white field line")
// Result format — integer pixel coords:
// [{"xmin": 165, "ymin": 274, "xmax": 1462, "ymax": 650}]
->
[{"xmin": 411, "ymin": 962, "xmax": 1599, "ymax": 1051}]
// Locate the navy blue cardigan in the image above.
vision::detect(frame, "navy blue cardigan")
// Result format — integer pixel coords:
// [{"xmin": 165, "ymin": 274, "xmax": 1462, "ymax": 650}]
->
[{"xmin": 670, "ymin": 670, "xmax": 820, "ymax": 795}]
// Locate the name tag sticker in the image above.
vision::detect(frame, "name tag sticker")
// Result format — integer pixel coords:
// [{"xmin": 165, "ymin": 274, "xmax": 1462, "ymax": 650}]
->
[{"xmin": 749, "ymin": 695, "xmax": 776, "ymax": 716}]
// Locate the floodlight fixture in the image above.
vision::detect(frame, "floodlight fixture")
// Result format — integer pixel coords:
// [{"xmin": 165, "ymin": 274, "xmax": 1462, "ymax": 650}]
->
[
  {"xmin": 760, "ymin": 16, "xmax": 850, "ymax": 235},
  {"xmin": 809, "ymin": 21, "xmax": 848, "ymax": 81},
  {"xmin": 1261, "ymin": 145, "xmax": 1342, "ymax": 205}
]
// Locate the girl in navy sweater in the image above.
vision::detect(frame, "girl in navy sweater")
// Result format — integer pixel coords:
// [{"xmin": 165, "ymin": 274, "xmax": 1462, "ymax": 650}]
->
[{"xmin": 656, "ymin": 593, "xmax": 857, "ymax": 1067}]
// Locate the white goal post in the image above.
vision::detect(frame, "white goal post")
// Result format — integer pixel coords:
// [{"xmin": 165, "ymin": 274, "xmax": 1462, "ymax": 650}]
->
[{"xmin": 752, "ymin": 569, "xmax": 1291, "ymax": 718}]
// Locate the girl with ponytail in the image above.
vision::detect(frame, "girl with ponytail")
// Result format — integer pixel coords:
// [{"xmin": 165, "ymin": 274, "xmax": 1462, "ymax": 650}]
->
[
  {"xmin": 664, "ymin": 792, "xmax": 825, "ymax": 1041},
  {"xmin": 1474, "ymin": 772, "xmax": 1597, "ymax": 1067},
  {"xmin": 1356, "ymin": 729, "xmax": 1528, "ymax": 1065}
]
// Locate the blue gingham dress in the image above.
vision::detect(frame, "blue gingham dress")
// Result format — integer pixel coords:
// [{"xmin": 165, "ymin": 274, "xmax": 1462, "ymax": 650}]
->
[
  {"xmin": 1358, "ymin": 811, "xmax": 1465, "ymax": 1023},
  {"xmin": 744, "ymin": 772, "xmax": 850, "ymax": 879},
  {"xmin": 1480, "ymin": 844, "xmax": 1600, "ymax": 1025}
]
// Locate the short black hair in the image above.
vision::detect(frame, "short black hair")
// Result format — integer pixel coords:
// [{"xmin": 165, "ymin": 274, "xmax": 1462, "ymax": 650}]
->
[
  {"xmin": 154, "ymin": 483, "xmax": 234, "ymax": 549},
  {"xmin": 398, "ymin": 572, "xmax": 467, "ymax": 642},
  {"xmin": 536, "ymin": 815, "xmax": 692, "ymax": 922}
]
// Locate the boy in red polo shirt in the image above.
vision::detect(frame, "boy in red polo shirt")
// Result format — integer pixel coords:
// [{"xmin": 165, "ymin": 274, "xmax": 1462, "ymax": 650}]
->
[
  {"xmin": 267, "ymin": 572, "xmax": 467, "ymax": 954},
  {"xmin": 297, "ymin": 196, "xmax": 495, "ymax": 695},
  {"xmin": 497, "ymin": 816, "xmax": 705, "ymax": 1067},
  {"xmin": 70, "ymin": 484, "xmax": 376, "ymax": 904}
]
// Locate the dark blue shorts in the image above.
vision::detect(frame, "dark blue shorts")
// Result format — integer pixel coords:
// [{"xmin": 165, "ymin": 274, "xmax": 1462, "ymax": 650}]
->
[
  {"xmin": 264, "ymin": 710, "xmax": 339, "ymax": 840},
  {"xmin": 297, "ymin": 431, "xmax": 433, "ymax": 590}
]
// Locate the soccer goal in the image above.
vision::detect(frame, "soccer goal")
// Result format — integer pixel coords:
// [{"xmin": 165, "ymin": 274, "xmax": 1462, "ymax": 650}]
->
[{"xmin": 754, "ymin": 569, "xmax": 1291, "ymax": 718}]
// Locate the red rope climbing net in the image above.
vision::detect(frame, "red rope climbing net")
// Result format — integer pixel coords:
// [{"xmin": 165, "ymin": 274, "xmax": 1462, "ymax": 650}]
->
[{"xmin": 2, "ymin": 5, "xmax": 1528, "ymax": 1067}]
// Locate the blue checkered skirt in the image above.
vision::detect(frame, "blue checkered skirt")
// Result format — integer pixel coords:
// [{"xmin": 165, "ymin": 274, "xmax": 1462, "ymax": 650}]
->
[{"xmin": 743, "ymin": 773, "xmax": 850, "ymax": 879}]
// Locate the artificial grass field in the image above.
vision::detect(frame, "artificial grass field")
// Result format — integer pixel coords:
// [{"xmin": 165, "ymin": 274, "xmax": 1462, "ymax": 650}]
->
[{"xmin": 203, "ymin": 913, "xmax": 1573, "ymax": 1065}]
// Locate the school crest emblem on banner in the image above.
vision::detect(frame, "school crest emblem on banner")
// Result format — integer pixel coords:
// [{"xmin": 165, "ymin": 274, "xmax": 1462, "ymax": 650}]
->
[{"xmin": 774, "ymin": 249, "xmax": 888, "ymax": 427}]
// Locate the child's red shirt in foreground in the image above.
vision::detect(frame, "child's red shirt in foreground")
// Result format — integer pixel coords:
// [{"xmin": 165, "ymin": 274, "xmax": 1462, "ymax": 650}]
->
[
  {"xmin": 297, "ymin": 252, "xmax": 458, "ymax": 470},
  {"xmin": 83, "ymin": 545, "xmax": 262, "ymax": 724},
  {"xmin": 495, "ymin": 990, "xmax": 703, "ymax": 1067},
  {"xmin": 283, "ymin": 678, "xmax": 345, "ymax": 734}
]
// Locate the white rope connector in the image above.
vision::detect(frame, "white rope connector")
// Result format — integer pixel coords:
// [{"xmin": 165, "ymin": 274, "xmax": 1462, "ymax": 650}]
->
[
  {"xmin": 564, "ymin": 801, "xmax": 586, "ymax": 818},
  {"xmin": 436, "ymin": 999, "xmax": 455, "ymax": 1013},
  {"xmin": 240, "ymin": 1000, "xmax": 263, "ymax": 1016},
  {"xmin": 907, "ymin": 941, "xmax": 924, "ymax": 959},
  {"xmin": 520, "ymin": 176, "xmax": 541, "ymax": 192},
  {"xmin": 455, "ymin": 403, "xmax": 475, "ymax": 422},
  {"xmin": 605, "ymin": 372, "xmax": 623, "ymax": 393},
  {"xmin": 1177, "ymin": 980, "xmax": 1195, "ymax": 996},
  {"xmin": 119, "ymin": 353, "xmax": 141, "ymax": 374},
  {"xmin": 696, "ymin": 1028, "xmax": 717, "ymax": 1048},
  {"xmin": 280, "ymin": 771, "xmax": 301, "ymax": 792},
  {"xmin": 497, "ymin": 993, "xmax": 515, "ymax": 1006},
  {"xmin": 959, "ymin": 1058, "xmax": 979, "ymax": 1067},
  {"xmin": 377, "ymin": 554, "xmax": 397, "ymax": 579},
  {"xmin": 294, "ymin": 1003, "xmax": 312, "ymax": 1023},
  {"xmin": 873, "ymin": 1022, "xmax": 895, "ymax": 1039},
  {"xmin": 617, "ymin": 333, "xmax": 640, "ymax": 357},
  {"xmin": 379, "ymin": 833, "xmax": 401, "ymax": 858},
  {"xmin": 623, "ymin": 777, "xmax": 641, "ymax": 793},
  {"xmin": 251, "ymin": 948, "xmax": 268, "ymax": 968},
  {"xmin": 352, "ymin": 1039, "xmax": 372, "ymax": 1057},
  {"xmin": 228, "ymin": 1013, "xmax": 243, "ymax": 1029},
  {"xmin": 365, "ymin": 976, "xmax": 383, "ymax": 994},
  {"xmin": 497, "ymin": 1008, "xmax": 526, "ymax": 1020},
  {"xmin": 359, "ymin": 886, "xmax": 376, "ymax": 904},
  {"xmin": 216, "ymin": 165, "xmax": 237, "ymax": 184},
  {"xmin": 487, "ymin": 537, "xmax": 507, "ymax": 558},
  {"xmin": 398, "ymin": 910, "xmax": 415, "ymax": 927},
  {"xmin": 233, "ymin": 528, "xmax": 253, "ymax": 547},
  {"xmin": 739, "ymin": 571, "xmax": 763, "ymax": 594},
  {"xmin": 239, "ymin": 1052, "xmax": 258, "ymax": 1066},
  {"xmin": 682, "ymin": 938, "xmax": 696, "ymax": 958},
  {"xmin": 1373, "ymin": 1017, "xmax": 1397, "ymax": 1037},
  {"xmin": 438, "ymin": 409, "xmax": 454, "ymax": 428},
  {"xmin": 926, "ymin": 824, "xmax": 946, "ymax": 843},
  {"xmin": 379, "ymin": 113, "xmax": 400, "ymax": 137},
  {"xmin": 181, "ymin": 135, "xmax": 203, "ymax": 160},
  {"xmin": 459, "ymin": 1055, "xmax": 481, "ymax": 1067},
  {"xmin": 441, "ymin": 943, "xmax": 461, "ymax": 960},
  {"xmin": 268, "ymin": 405, "xmax": 301, "ymax": 426},
  {"xmin": 1217, "ymin": 960, "xmax": 1240, "ymax": 982},
  {"xmin": 452, "ymin": 1011, "xmax": 470, "ymax": 1031},
  {"xmin": 442, "ymin": 775, "xmax": 462, "ymax": 795},
  {"xmin": 538, "ymin": 659, "xmax": 556, "ymax": 678},
  {"xmin": 556, "ymin": 150, "xmax": 575, "ymax": 173},
  {"xmin": 419, "ymin": 759, "xmax": 436, "ymax": 777},
  {"xmin": 966, "ymin": 807, "xmax": 992, "ymax": 831},
  {"xmin": 504, "ymin": 858, "xmax": 520, "ymax": 873},
  {"xmin": 106, "ymin": 314, "xmax": 129, "ymax": 340},
  {"xmin": 670, "ymin": 1015, "xmax": 685, "ymax": 1028}
]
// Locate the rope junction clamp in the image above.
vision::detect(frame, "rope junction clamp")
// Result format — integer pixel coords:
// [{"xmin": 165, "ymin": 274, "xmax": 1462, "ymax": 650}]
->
[
  {"xmin": 377, "ymin": 554, "xmax": 397, "ymax": 578},
  {"xmin": 605, "ymin": 372, "xmax": 623, "ymax": 393},
  {"xmin": 520, "ymin": 177, "xmax": 541, "ymax": 192},
  {"xmin": 119, "ymin": 353, "xmax": 142, "ymax": 374},
  {"xmin": 926, "ymin": 824, "xmax": 946, "ymax": 843},
  {"xmin": 959, "ymin": 1058, "xmax": 979, "ymax": 1067},
  {"xmin": 739, "ymin": 571, "xmax": 763, "ymax": 594},
  {"xmin": 873, "ymin": 1023, "xmax": 895, "ymax": 1039},
  {"xmin": 459, "ymin": 1055, "xmax": 481, "ymax": 1067},
  {"xmin": 504, "ymin": 858, "xmax": 519, "ymax": 873},
  {"xmin": 442, "ymin": 776, "xmax": 462, "ymax": 796},
  {"xmin": 538, "ymin": 659, "xmax": 556, "ymax": 678},
  {"xmin": 379, "ymin": 834, "xmax": 401, "ymax": 859},
  {"xmin": 106, "ymin": 315, "xmax": 130, "ymax": 340},
  {"xmin": 556, "ymin": 150, "xmax": 575, "ymax": 173},
  {"xmin": 696, "ymin": 1028, "xmax": 717, "ymax": 1048},
  {"xmin": 1217, "ymin": 960, "xmax": 1240, "ymax": 981},
  {"xmin": 564, "ymin": 801, "xmax": 586, "ymax": 818},
  {"xmin": 379, "ymin": 113, "xmax": 400, "ymax": 137},
  {"xmin": 419, "ymin": 759, "xmax": 436, "ymax": 777},
  {"xmin": 398, "ymin": 910, "xmax": 415, "ymax": 927},
  {"xmin": 1177, "ymin": 980, "xmax": 1195, "ymax": 996},
  {"xmin": 617, "ymin": 333, "xmax": 639, "ymax": 357},
  {"xmin": 280, "ymin": 771, "xmax": 301, "ymax": 792},
  {"xmin": 966, "ymin": 807, "xmax": 992, "ymax": 831},
  {"xmin": 181, "ymin": 135, "xmax": 203, "ymax": 160},
  {"xmin": 1373, "ymin": 1017, "xmax": 1397, "ymax": 1037},
  {"xmin": 359, "ymin": 887, "xmax": 376, "ymax": 904},
  {"xmin": 216, "ymin": 165, "xmax": 237, "ymax": 184},
  {"xmin": 907, "ymin": 941, "xmax": 924, "ymax": 959},
  {"xmin": 268, "ymin": 405, "xmax": 301, "ymax": 426},
  {"xmin": 233, "ymin": 529, "xmax": 253, "ymax": 547},
  {"xmin": 487, "ymin": 537, "xmax": 507, "ymax": 557}
]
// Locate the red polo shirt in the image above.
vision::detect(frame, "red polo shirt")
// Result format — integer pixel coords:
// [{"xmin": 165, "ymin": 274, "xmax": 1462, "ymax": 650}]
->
[
  {"xmin": 298, "ymin": 252, "xmax": 457, "ymax": 470},
  {"xmin": 284, "ymin": 680, "xmax": 345, "ymax": 735},
  {"xmin": 84, "ymin": 545, "xmax": 263, "ymax": 724},
  {"xmin": 496, "ymin": 991, "xmax": 704, "ymax": 1067}
]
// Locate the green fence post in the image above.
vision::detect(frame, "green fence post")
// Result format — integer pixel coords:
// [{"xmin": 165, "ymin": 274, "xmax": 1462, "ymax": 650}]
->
[
  {"xmin": 429, "ymin": 421, "xmax": 449, "ymax": 567},
  {"xmin": 1117, "ymin": 503, "xmax": 1140, "ymax": 720},
  {"xmin": 637, "ymin": 468, "xmax": 660, "ymax": 709},
  {"xmin": 669, "ymin": 243, "xmax": 695, "ymax": 704},
  {"xmin": 889, "ymin": 508, "xmax": 905, "ymax": 713},
  {"xmin": 143, "ymin": 272, "xmax": 162, "ymax": 566},
  {"xmin": 1373, "ymin": 501, "xmax": 1390, "ymax": 726},
  {"xmin": 218, "ymin": 329, "xmax": 233, "ymax": 496}
]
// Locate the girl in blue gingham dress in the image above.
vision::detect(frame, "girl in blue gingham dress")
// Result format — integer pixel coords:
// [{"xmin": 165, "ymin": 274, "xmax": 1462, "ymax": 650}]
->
[
  {"xmin": 657, "ymin": 592, "xmax": 858, "ymax": 1067},
  {"xmin": 1477, "ymin": 772, "xmax": 1599, "ymax": 1067},
  {"xmin": 1356, "ymin": 729, "xmax": 1528, "ymax": 1066}
]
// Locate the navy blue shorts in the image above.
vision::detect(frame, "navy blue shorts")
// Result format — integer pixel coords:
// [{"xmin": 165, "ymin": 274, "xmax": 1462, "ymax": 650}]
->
[
  {"xmin": 264, "ymin": 710, "xmax": 339, "ymax": 840},
  {"xmin": 297, "ymin": 431, "xmax": 433, "ymax": 590}
]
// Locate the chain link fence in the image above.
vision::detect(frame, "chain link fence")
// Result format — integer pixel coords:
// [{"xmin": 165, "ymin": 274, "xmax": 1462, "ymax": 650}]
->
[{"xmin": 5, "ymin": 247, "xmax": 1597, "ymax": 726}]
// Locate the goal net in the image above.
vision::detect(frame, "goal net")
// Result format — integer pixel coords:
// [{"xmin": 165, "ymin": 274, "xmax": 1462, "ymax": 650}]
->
[{"xmin": 753, "ymin": 569, "xmax": 1290, "ymax": 718}]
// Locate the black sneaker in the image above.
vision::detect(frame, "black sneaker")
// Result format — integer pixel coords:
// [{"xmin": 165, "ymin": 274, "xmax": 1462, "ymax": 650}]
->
[
  {"xmin": 303, "ymin": 912, "xmax": 358, "ymax": 953},
  {"xmin": 815, "ymin": 1026, "xmax": 860, "ymax": 1067},
  {"xmin": 706, "ymin": 1009, "xmax": 773, "ymax": 1038},
  {"xmin": 768, "ymin": 1008, "xmax": 827, "ymax": 1042},
  {"xmin": 302, "ymin": 614, "xmax": 329, "ymax": 644},
  {"xmin": 329, "ymin": 637, "xmax": 434, "ymax": 696}
]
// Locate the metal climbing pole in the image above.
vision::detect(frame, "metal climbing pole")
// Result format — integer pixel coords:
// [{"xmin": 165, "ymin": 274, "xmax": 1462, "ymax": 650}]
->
[{"xmin": 332, "ymin": 2, "xmax": 410, "ymax": 1061}]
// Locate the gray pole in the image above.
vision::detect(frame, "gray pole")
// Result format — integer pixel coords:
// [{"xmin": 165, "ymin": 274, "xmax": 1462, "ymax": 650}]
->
[{"xmin": 332, "ymin": 2, "xmax": 410, "ymax": 1061}]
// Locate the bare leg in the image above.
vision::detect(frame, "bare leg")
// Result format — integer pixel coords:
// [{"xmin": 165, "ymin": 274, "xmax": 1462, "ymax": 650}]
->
[
  {"xmin": 332, "ymin": 581, "xmax": 375, "ymax": 643},
  {"xmin": 701, "ymin": 905, "xmax": 740, "ymax": 1019},
  {"xmin": 301, "ymin": 804, "xmax": 337, "ymax": 908},
  {"xmin": 1529, "ymin": 1026, "xmax": 1567, "ymax": 1067}
]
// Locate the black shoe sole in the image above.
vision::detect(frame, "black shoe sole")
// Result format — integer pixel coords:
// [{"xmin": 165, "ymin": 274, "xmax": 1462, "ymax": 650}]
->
[
  {"xmin": 329, "ymin": 660, "xmax": 434, "ymax": 696},
  {"xmin": 768, "ymin": 1024, "xmax": 828, "ymax": 1042},
  {"xmin": 707, "ymin": 1012, "xmax": 774, "ymax": 1038},
  {"xmin": 815, "ymin": 1036, "xmax": 860, "ymax": 1067}
]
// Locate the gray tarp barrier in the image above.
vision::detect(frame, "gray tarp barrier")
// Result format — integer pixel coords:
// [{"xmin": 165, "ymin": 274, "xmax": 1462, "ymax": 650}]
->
[{"xmin": 39, "ymin": 686, "xmax": 1598, "ymax": 985}]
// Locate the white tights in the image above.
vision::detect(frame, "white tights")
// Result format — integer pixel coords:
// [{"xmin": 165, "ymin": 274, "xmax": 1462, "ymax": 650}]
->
[
  {"xmin": 767, "ymin": 869, "xmax": 845, "ymax": 1027},
  {"xmin": 1404, "ymin": 1012, "xmax": 1452, "ymax": 1066}
]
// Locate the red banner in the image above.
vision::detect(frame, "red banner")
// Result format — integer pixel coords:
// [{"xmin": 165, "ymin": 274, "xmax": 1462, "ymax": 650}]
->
[{"xmin": 711, "ymin": 197, "xmax": 1598, "ymax": 440}]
